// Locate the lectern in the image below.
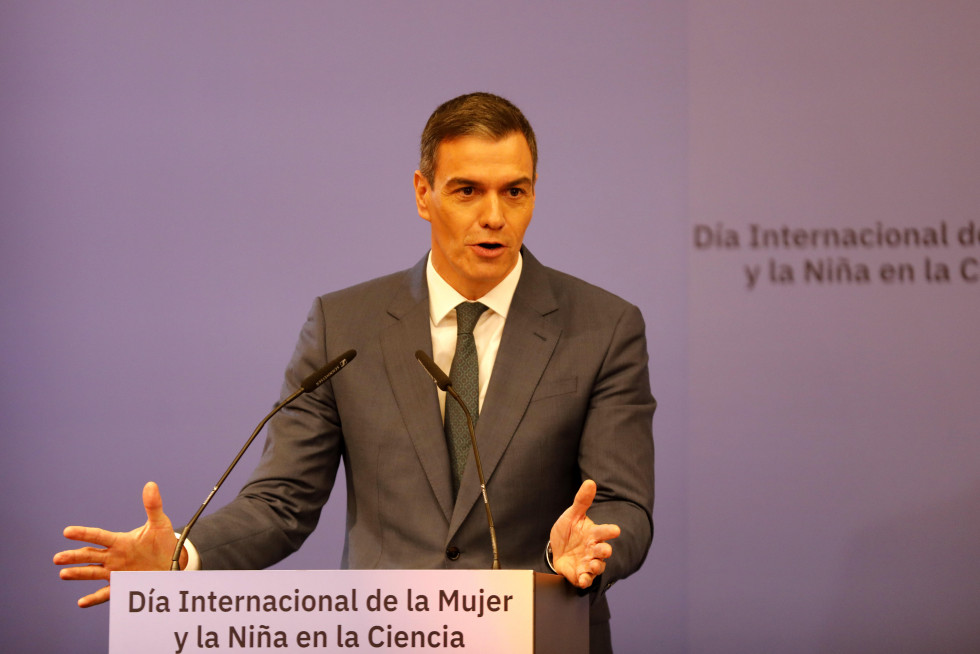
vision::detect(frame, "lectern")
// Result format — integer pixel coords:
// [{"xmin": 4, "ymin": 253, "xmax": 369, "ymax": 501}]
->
[{"xmin": 110, "ymin": 569, "xmax": 587, "ymax": 653}]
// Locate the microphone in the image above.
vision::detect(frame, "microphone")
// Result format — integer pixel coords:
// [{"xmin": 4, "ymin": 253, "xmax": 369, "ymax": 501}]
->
[
  {"xmin": 415, "ymin": 349, "xmax": 452, "ymax": 390},
  {"xmin": 171, "ymin": 349, "xmax": 357, "ymax": 571},
  {"xmin": 298, "ymin": 350, "xmax": 357, "ymax": 394},
  {"xmin": 415, "ymin": 350, "xmax": 500, "ymax": 570}
]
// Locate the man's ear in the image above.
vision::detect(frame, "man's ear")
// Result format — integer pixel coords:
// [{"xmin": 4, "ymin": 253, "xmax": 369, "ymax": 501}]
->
[{"xmin": 413, "ymin": 170, "xmax": 432, "ymax": 222}]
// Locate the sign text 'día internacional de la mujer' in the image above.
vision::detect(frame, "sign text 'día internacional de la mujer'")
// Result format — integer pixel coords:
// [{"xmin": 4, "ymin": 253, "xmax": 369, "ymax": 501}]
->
[{"xmin": 110, "ymin": 570, "xmax": 535, "ymax": 653}]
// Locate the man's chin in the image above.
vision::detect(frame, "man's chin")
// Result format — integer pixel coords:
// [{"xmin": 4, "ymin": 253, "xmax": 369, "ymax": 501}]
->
[{"xmin": 452, "ymin": 261, "xmax": 515, "ymax": 297}]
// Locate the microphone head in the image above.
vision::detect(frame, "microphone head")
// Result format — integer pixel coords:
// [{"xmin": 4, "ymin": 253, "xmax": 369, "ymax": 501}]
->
[
  {"xmin": 415, "ymin": 350, "xmax": 451, "ymax": 391},
  {"xmin": 300, "ymin": 349, "xmax": 357, "ymax": 393}
]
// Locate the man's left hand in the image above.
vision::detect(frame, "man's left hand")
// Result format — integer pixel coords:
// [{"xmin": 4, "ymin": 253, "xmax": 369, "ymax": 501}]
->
[{"xmin": 549, "ymin": 480, "xmax": 620, "ymax": 589}]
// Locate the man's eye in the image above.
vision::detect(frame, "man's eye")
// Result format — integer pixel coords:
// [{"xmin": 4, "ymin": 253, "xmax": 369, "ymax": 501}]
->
[
  {"xmin": 508, "ymin": 188, "xmax": 525, "ymax": 197},
  {"xmin": 458, "ymin": 187, "xmax": 475, "ymax": 196}
]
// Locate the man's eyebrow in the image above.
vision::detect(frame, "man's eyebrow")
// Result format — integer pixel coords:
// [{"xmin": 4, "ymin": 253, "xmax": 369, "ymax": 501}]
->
[
  {"xmin": 444, "ymin": 176, "xmax": 534, "ymax": 188},
  {"xmin": 444, "ymin": 177, "xmax": 481, "ymax": 188}
]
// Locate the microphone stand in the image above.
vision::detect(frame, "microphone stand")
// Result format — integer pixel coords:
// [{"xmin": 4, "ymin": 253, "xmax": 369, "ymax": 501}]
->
[
  {"xmin": 170, "ymin": 350, "xmax": 356, "ymax": 570},
  {"xmin": 446, "ymin": 384, "xmax": 500, "ymax": 570},
  {"xmin": 415, "ymin": 350, "xmax": 499, "ymax": 570}
]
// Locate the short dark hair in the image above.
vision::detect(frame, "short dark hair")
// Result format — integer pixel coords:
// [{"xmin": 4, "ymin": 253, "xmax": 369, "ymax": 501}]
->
[{"xmin": 419, "ymin": 92, "xmax": 537, "ymax": 184}]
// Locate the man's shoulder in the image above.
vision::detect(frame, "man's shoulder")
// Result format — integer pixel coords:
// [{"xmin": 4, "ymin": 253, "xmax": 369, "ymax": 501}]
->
[
  {"xmin": 315, "ymin": 259, "xmax": 425, "ymax": 311},
  {"xmin": 530, "ymin": 256, "xmax": 641, "ymax": 315},
  {"xmin": 320, "ymin": 269, "xmax": 408, "ymax": 301},
  {"xmin": 544, "ymin": 265, "xmax": 630, "ymax": 302}
]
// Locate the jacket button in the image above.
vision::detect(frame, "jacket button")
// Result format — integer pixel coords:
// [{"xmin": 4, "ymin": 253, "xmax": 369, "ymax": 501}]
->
[{"xmin": 445, "ymin": 545, "xmax": 461, "ymax": 561}]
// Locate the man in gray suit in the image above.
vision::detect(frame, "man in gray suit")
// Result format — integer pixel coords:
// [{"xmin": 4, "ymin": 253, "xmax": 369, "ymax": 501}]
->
[{"xmin": 55, "ymin": 92, "xmax": 655, "ymax": 653}]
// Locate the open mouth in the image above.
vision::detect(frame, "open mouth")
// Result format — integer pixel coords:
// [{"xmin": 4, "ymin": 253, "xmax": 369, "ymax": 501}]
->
[{"xmin": 469, "ymin": 242, "xmax": 507, "ymax": 258}]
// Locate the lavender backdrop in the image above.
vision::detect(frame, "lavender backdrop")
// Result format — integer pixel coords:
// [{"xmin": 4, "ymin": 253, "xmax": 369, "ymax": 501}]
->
[
  {"xmin": 0, "ymin": 2, "xmax": 686, "ymax": 652},
  {"xmin": 3, "ymin": 2, "xmax": 978, "ymax": 653},
  {"xmin": 688, "ymin": 2, "xmax": 980, "ymax": 651}
]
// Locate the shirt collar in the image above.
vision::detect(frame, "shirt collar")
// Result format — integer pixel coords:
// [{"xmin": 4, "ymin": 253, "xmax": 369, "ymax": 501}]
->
[{"xmin": 427, "ymin": 251, "xmax": 523, "ymax": 325}]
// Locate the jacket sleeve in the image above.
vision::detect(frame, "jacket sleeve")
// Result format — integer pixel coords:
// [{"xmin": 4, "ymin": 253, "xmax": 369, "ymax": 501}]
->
[
  {"xmin": 189, "ymin": 297, "xmax": 344, "ymax": 570},
  {"xmin": 578, "ymin": 302, "xmax": 656, "ymax": 597}
]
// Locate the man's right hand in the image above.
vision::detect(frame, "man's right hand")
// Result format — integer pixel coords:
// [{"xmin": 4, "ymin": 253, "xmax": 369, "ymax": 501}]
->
[{"xmin": 53, "ymin": 481, "xmax": 185, "ymax": 607}]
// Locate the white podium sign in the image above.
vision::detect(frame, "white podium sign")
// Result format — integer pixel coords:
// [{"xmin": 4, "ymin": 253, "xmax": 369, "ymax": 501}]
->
[{"xmin": 110, "ymin": 570, "xmax": 540, "ymax": 653}]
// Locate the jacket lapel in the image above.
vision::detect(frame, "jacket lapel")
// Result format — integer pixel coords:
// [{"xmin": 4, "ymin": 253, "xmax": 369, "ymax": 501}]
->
[
  {"xmin": 380, "ymin": 256, "xmax": 456, "ymax": 522},
  {"xmin": 448, "ymin": 249, "xmax": 562, "ymax": 535}
]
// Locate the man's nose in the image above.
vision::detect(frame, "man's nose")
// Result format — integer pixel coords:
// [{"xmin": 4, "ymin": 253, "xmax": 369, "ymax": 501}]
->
[{"xmin": 480, "ymin": 193, "xmax": 506, "ymax": 229}]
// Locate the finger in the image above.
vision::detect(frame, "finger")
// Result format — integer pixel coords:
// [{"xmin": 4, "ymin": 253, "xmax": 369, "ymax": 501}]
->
[
  {"xmin": 142, "ymin": 481, "xmax": 169, "ymax": 528},
  {"xmin": 569, "ymin": 480, "xmax": 598, "ymax": 519},
  {"xmin": 62, "ymin": 525, "xmax": 116, "ymax": 547},
  {"xmin": 591, "ymin": 541, "xmax": 614, "ymax": 561},
  {"xmin": 589, "ymin": 522, "xmax": 622, "ymax": 543},
  {"xmin": 77, "ymin": 585, "xmax": 111, "ymax": 608},
  {"xmin": 575, "ymin": 559, "xmax": 606, "ymax": 588},
  {"xmin": 53, "ymin": 546, "xmax": 108, "ymax": 566},
  {"xmin": 59, "ymin": 564, "xmax": 110, "ymax": 582}
]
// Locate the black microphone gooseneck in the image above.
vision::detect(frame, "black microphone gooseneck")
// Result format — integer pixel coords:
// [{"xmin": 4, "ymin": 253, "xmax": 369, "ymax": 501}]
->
[
  {"xmin": 415, "ymin": 350, "xmax": 500, "ymax": 570},
  {"xmin": 170, "ymin": 349, "xmax": 357, "ymax": 571}
]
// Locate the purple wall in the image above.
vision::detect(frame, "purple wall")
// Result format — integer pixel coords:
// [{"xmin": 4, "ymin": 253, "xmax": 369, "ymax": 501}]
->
[
  {"xmin": 688, "ymin": 2, "xmax": 980, "ymax": 651},
  {"xmin": 1, "ymin": 2, "xmax": 686, "ymax": 652},
  {"xmin": 3, "ymin": 2, "xmax": 978, "ymax": 652}
]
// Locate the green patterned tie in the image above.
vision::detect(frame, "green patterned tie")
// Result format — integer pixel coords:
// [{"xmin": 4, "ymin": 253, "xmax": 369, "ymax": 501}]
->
[{"xmin": 445, "ymin": 301, "xmax": 488, "ymax": 498}]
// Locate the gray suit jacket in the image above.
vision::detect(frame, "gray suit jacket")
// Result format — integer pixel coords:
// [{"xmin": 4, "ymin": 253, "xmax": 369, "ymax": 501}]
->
[{"xmin": 191, "ymin": 248, "xmax": 655, "ymax": 638}]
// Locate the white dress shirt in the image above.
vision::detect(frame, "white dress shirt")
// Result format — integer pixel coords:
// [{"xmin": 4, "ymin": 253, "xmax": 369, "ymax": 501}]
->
[{"xmin": 426, "ymin": 252, "xmax": 523, "ymax": 419}]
